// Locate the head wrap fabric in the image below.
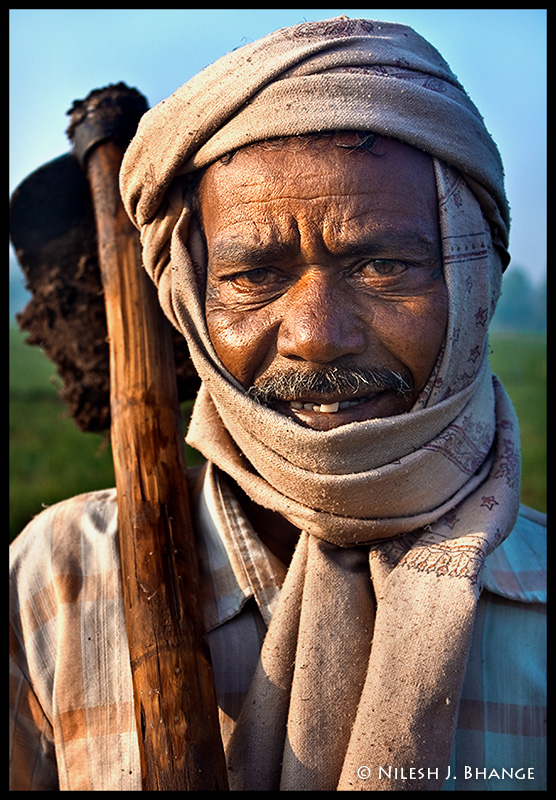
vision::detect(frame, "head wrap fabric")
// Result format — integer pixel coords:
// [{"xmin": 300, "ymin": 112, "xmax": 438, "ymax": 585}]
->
[{"xmin": 119, "ymin": 17, "xmax": 520, "ymax": 790}]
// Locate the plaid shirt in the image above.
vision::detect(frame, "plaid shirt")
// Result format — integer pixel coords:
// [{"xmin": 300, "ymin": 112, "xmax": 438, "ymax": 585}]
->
[{"xmin": 10, "ymin": 463, "xmax": 546, "ymax": 791}]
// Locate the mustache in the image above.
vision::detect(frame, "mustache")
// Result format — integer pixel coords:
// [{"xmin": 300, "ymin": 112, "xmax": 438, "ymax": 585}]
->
[{"xmin": 247, "ymin": 365, "xmax": 412, "ymax": 405}]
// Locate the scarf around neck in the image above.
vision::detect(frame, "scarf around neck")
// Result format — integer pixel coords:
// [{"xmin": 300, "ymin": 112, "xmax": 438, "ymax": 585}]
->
[{"xmin": 119, "ymin": 18, "xmax": 521, "ymax": 789}]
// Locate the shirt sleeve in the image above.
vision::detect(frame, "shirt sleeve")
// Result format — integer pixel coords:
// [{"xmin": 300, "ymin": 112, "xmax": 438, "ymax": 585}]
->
[
  {"xmin": 8, "ymin": 488, "xmax": 138, "ymax": 792},
  {"xmin": 9, "ymin": 639, "xmax": 59, "ymax": 790}
]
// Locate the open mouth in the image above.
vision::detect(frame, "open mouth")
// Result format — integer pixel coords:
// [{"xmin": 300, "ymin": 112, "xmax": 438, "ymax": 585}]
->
[
  {"xmin": 273, "ymin": 391, "xmax": 403, "ymax": 429},
  {"xmin": 289, "ymin": 396, "xmax": 370, "ymax": 413}
]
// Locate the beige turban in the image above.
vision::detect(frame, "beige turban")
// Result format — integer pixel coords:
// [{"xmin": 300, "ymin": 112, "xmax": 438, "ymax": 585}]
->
[{"xmin": 120, "ymin": 17, "xmax": 520, "ymax": 791}]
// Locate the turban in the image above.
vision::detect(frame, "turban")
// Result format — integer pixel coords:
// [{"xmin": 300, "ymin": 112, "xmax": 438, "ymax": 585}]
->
[{"xmin": 120, "ymin": 18, "xmax": 520, "ymax": 791}]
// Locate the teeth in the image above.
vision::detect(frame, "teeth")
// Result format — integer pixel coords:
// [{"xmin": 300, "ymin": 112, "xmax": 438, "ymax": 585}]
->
[
  {"xmin": 319, "ymin": 402, "xmax": 340, "ymax": 413},
  {"xmin": 290, "ymin": 397, "xmax": 367, "ymax": 413}
]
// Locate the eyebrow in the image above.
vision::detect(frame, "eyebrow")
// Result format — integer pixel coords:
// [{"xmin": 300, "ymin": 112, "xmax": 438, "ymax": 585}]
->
[
  {"xmin": 333, "ymin": 229, "xmax": 440, "ymax": 259},
  {"xmin": 210, "ymin": 238, "xmax": 294, "ymax": 267}
]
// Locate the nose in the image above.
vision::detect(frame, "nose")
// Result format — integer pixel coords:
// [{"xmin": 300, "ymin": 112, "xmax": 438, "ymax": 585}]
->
[{"xmin": 277, "ymin": 270, "xmax": 366, "ymax": 364}]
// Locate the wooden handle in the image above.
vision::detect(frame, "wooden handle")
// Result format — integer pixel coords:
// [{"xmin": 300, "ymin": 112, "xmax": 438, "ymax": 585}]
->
[{"xmin": 78, "ymin": 113, "xmax": 228, "ymax": 788}]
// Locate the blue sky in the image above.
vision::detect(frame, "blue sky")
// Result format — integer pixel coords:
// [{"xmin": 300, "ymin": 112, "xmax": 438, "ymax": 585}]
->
[{"xmin": 9, "ymin": 9, "xmax": 546, "ymax": 286}]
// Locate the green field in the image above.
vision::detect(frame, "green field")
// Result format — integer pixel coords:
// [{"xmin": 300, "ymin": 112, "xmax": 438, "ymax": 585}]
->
[
  {"xmin": 488, "ymin": 331, "xmax": 546, "ymax": 514},
  {"xmin": 9, "ymin": 326, "xmax": 546, "ymax": 543}
]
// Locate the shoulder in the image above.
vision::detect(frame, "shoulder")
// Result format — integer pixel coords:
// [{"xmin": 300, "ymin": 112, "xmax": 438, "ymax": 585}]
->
[
  {"xmin": 482, "ymin": 504, "xmax": 546, "ymax": 603},
  {"xmin": 10, "ymin": 489, "xmax": 119, "ymax": 555},
  {"xmin": 10, "ymin": 489, "xmax": 120, "ymax": 609}
]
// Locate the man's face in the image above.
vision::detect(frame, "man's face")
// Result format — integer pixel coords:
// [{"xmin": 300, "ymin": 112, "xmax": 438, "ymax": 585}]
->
[{"xmin": 199, "ymin": 135, "xmax": 448, "ymax": 431}]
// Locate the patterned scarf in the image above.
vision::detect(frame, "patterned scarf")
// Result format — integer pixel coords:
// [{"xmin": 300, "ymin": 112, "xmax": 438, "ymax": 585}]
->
[{"xmin": 120, "ymin": 18, "xmax": 520, "ymax": 789}]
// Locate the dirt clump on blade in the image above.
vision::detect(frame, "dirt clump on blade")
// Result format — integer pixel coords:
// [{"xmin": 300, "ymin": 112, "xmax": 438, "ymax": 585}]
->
[{"xmin": 12, "ymin": 153, "xmax": 199, "ymax": 433}]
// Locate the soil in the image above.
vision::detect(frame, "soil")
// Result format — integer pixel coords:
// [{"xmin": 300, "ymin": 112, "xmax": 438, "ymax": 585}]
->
[{"xmin": 11, "ymin": 153, "xmax": 200, "ymax": 433}]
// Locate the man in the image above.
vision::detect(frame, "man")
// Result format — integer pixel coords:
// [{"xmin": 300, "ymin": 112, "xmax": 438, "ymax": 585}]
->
[{"xmin": 10, "ymin": 17, "xmax": 545, "ymax": 791}]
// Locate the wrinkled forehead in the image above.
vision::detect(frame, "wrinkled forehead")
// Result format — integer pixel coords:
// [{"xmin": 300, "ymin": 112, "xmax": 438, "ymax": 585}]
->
[{"xmin": 193, "ymin": 132, "xmax": 439, "ymax": 239}]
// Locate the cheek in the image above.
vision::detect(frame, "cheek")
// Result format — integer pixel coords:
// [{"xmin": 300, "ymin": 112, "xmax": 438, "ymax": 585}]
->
[
  {"xmin": 205, "ymin": 302, "xmax": 278, "ymax": 386},
  {"xmin": 371, "ymin": 286, "xmax": 448, "ymax": 385}
]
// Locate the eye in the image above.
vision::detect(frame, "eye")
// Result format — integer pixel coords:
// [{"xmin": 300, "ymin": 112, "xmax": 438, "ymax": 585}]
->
[
  {"xmin": 360, "ymin": 259, "xmax": 408, "ymax": 277},
  {"xmin": 228, "ymin": 267, "xmax": 274, "ymax": 288}
]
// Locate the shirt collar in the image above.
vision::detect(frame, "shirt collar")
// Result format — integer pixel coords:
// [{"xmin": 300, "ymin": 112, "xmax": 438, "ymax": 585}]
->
[
  {"xmin": 482, "ymin": 505, "xmax": 546, "ymax": 603},
  {"xmin": 192, "ymin": 463, "xmax": 283, "ymax": 632}
]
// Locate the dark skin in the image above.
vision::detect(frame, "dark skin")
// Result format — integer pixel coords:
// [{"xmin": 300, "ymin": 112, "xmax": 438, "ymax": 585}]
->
[{"xmin": 194, "ymin": 134, "xmax": 448, "ymax": 569}]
